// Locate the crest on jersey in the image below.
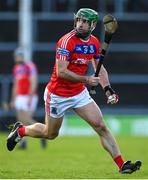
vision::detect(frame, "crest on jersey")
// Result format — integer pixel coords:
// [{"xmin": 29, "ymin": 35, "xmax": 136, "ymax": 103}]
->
[{"xmin": 74, "ymin": 44, "xmax": 96, "ymax": 54}]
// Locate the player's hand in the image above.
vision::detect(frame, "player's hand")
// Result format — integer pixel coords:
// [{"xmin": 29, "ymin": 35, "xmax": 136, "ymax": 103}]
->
[
  {"xmin": 107, "ymin": 94, "xmax": 119, "ymax": 104},
  {"xmin": 86, "ymin": 76, "xmax": 100, "ymax": 86}
]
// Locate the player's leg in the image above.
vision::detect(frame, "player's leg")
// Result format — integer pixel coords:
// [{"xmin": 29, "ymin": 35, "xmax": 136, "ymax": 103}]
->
[
  {"xmin": 16, "ymin": 110, "xmax": 35, "ymax": 125},
  {"xmin": 15, "ymin": 95, "xmax": 47, "ymax": 148},
  {"xmin": 28, "ymin": 94, "xmax": 47, "ymax": 149},
  {"xmin": 16, "ymin": 109, "xmax": 33, "ymax": 149},
  {"xmin": 24, "ymin": 113, "xmax": 63, "ymax": 139},
  {"xmin": 74, "ymin": 101, "xmax": 121, "ymax": 159},
  {"xmin": 22, "ymin": 89, "xmax": 64, "ymax": 139},
  {"xmin": 14, "ymin": 95, "xmax": 35, "ymax": 125},
  {"xmin": 73, "ymin": 89, "xmax": 141, "ymax": 173},
  {"xmin": 13, "ymin": 96, "xmax": 30, "ymax": 149},
  {"xmin": 16, "ymin": 110, "xmax": 28, "ymax": 149},
  {"xmin": 14, "ymin": 95, "xmax": 38, "ymax": 149},
  {"xmin": 7, "ymin": 88, "xmax": 64, "ymax": 151},
  {"xmin": 7, "ymin": 113, "xmax": 63, "ymax": 151}
]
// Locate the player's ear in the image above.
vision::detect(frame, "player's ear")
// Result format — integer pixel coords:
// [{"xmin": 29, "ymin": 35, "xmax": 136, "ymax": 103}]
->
[{"xmin": 91, "ymin": 22, "xmax": 97, "ymax": 32}]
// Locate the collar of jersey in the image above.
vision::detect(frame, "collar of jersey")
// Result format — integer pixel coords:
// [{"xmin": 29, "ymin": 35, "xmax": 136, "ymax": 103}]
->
[{"xmin": 80, "ymin": 37, "xmax": 90, "ymax": 42}]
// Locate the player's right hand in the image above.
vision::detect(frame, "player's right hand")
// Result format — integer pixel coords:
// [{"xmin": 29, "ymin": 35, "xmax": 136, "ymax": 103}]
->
[{"xmin": 86, "ymin": 76, "xmax": 100, "ymax": 86}]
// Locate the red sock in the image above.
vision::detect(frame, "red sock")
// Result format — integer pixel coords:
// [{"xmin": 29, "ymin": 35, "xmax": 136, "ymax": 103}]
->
[
  {"xmin": 114, "ymin": 155, "xmax": 125, "ymax": 169},
  {"xmin": 18, "ymin": 127, "xmax": 25, "ymax": 137}
]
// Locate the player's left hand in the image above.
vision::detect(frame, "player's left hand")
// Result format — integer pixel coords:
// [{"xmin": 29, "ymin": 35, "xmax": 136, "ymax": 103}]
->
[{"xmin": 107, "ymin": 94, "xmax": 119, "ymax": 104}]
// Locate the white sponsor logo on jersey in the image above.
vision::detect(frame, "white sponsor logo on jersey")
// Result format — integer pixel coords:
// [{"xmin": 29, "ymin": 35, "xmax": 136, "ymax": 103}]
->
[{"xmin": 72, "ymin": 58, "xmax": 89, "ymax": 64}]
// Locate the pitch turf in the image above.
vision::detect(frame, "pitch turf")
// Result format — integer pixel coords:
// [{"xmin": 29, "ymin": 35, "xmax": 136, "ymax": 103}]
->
[{"xmin": 0, "ymin": 133, "xmax": 147, "ymax": 179}]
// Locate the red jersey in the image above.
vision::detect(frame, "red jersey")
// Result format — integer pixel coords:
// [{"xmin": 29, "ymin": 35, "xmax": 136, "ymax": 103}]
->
[
  {"xmin": 13, "ymin": 62, "xmax": 37, "ymax": 95},
  {"xmin": 47, "ymin": 29, "xmax": 101, "ymax": 97}
]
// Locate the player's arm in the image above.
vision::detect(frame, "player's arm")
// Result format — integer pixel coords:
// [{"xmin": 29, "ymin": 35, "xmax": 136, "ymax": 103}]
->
[
  {"xmin": 26, "ymin": 74, "xmax": 37, "ymax": 108},
  {"xmin": 57, "ymin": 59, "xmax": 86, "ymax": 82},
  {"xmin": 29, "ymin": 74, "xmax": 38, "ymax": 96},
  {"xmin": 56, "ymin": 59, "xmax": 99, "ymax": 86},
  {"xmin": 27, "ymin": 64, "xmax": 38, "ymax": 107},
  {"xmin": 92, "ymin": 59, "xmax": 119, "ymax": 104},
  {"xmin": 9, "ymin": 79, "xmax": 17, "ymax": 108},
  {"xmin": 28, "ymin": 65, "xmax": 38, "ymax": 107},
  {"xmin": 100, "ymin": 66, "xmax": 119, "ymax": 104},
  {"xmin": 91, "ymin": 59, "xmax": 110, "ymax": 88},
  {"xmin": 99, "ymin": 65, "xmax": 110, "ymax": 89},
  {"xmin": 11, "ymin": 79, "xmax": 17, "ymax": 101}
]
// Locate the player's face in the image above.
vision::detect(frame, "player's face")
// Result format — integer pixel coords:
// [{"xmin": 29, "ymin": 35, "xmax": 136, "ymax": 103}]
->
[
  {"xmin": 14, "ymin": 55, "xmax": 24, "ymax": 64},
  {"xmin": 75, "ymin": 18, "xmax": 90, "ymax": 35}
]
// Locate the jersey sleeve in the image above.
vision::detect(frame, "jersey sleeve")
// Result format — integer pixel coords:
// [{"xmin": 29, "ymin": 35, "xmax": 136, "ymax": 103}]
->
[
  {"xmin": 93, "ymin": 38, "xmax": 101, "ymax": 62},
  {"xmin": 27, "ymin": 63, "xmax": 38, "ymax": 76},
  {"xmin": 56, "ymin": 36, "xmax": 73, "ymax": 61}
]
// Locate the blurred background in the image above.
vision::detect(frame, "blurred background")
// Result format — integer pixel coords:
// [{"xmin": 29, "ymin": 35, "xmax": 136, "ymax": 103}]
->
[{"xmin": 0, "ymin": 0, "xmax": 148, "ymax": 136}]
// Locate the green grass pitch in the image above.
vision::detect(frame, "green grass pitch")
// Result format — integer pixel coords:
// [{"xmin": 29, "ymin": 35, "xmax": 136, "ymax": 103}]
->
[{"xmin": 0, "ymin": 133, "xmax": 147, "ymax": 179}]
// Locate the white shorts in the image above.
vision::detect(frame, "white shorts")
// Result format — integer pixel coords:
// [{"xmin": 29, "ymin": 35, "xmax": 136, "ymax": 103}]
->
[
  {"xmin": 14, "ymin": 95, "xmax": 38, "ymax": 112},
  {"xmin": 44, "ymin": 88, "xmax": 94, "ymax": 118}
]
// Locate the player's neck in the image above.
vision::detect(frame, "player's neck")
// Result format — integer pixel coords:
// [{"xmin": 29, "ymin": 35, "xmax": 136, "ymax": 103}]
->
[{"xmin": 80, "ymin": 37, "xmax": 90, "ymax": 42}]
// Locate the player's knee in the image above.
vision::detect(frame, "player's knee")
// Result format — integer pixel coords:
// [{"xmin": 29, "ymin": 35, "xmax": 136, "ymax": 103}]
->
[
  {"xmin": 94, "ymin": 121, "xmax": 108, "ymax": 135},
  {"xmin": 99, "ymin": 123, "xmax": 107, "ymax": 132}
]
